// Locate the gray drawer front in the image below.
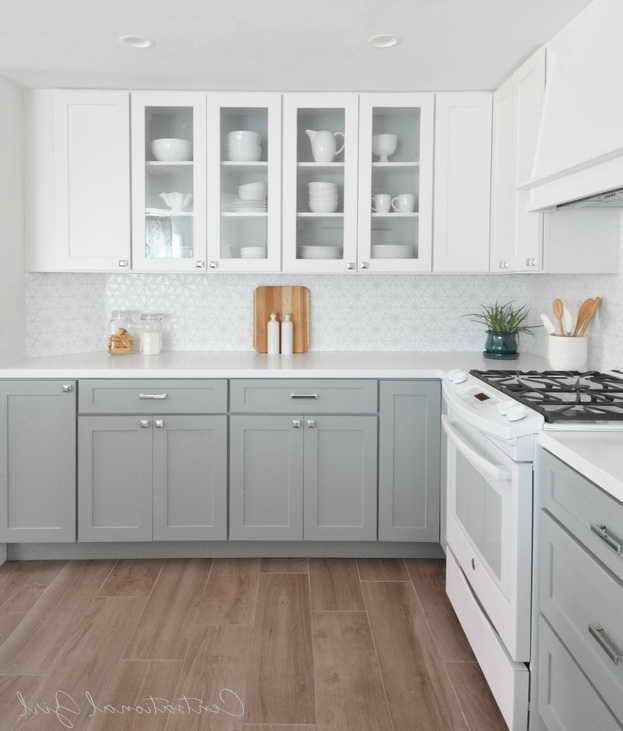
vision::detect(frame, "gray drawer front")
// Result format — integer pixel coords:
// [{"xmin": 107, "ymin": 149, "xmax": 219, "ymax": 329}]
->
[
  {"xmin": 79, "ymin": 379, "xmax": 227, "ymax": 414},
  {"xmin": 541, "ymin": 449, "xmax": 623, "ymax": 584},
  {"xmin": 540, "ymin": 511, "xmax": 623, "ymax": 721},
  {"xmin": 230, "ymin": 379, "xmax": 378, "ymax": 414},
  {"xmin": 538, "ymin": 617, "xmax": 621, "ymax": 731}
]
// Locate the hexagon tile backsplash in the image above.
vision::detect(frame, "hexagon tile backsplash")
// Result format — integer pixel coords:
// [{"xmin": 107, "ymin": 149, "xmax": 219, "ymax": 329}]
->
[{"xmin": 25, "ymin": 271, "xmax": 622, "ymax": 368}]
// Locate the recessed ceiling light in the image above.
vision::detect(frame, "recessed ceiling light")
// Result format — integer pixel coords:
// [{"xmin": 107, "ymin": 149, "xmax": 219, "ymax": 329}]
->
[
  {"xmin": 119, "ymin": 35, "xmax": 154, "ymax": 49},
  {"xmin": 368, "ymin": 34, "xmax": 400, "ymax": 49}
]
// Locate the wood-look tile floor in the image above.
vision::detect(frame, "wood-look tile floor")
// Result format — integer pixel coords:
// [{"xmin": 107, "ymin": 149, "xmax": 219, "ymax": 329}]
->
[{"xmin": 0, "ymin": 558, "xmax": 506, "ymax": 730}]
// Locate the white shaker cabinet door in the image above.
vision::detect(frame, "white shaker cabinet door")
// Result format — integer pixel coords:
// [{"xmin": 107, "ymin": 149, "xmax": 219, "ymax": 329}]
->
[
  {"xmin": 28, "ymin": 90, "xmax": 131, "ymax": 272},
  {"xmin": 433, "ymin": 92, "xmax": 492, "ymax": 273}
]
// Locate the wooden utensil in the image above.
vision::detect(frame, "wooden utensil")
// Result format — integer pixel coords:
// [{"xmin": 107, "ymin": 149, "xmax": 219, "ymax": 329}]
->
[
  {"xmin": 577, "ymin": 297, "xmax": 602, "ymax": 337},
  {"xmin": 254, "ymin": 286, "xmax": 311, "ymax": 353},
  {"xmin": 552, "ymin": 298, "xmax": 565, "ymax": 335},
  {"xmin": 573, "ymin": 298, "xmax": 595, "ymax": 336}
]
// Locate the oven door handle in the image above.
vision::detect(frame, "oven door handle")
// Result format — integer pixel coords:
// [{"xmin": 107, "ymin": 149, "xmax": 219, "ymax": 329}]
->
[{"xmin": 442, "ymin": 415, "xmax": 511, "ymax": 483}]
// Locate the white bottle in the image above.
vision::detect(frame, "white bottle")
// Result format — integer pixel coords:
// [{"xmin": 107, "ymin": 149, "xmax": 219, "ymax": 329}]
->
[
  {"xmin": 267, "ymin": 313, "xmax": 280, "ymax": 355},
  {"xmin": 281, "ymin": 313, "xmax": 294, "ymax": 356}
]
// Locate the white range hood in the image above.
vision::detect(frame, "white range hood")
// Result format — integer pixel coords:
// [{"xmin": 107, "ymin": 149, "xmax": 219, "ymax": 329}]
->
[{"xmin": 527, "ymin": 0, "xmax": 623, "ymax": 211}]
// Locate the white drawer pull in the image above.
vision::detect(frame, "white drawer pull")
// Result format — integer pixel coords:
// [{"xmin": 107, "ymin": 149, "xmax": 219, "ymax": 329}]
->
[
  {"xmin": 289, "ymin": 393, "xmax": 319, "ymax": 400},
  {"xmin": 138, "ymin": 393, "xmax": 168, "ymax": 400},
  {"xmin": 589, "ymin": 624, "xmax": 622, "ymax": 665},
  {"xmin": 590, "ymin": 524, "xmax": 623, "ymax": 555}
]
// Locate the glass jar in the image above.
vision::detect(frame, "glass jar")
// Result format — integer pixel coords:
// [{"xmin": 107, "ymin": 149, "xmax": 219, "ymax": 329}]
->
[
  {"xmin": 107, "ymin": 310, "xmax": 140, "ymax": 355},
  {"xmin": 139, "ymin": 313, "xmax": 165, "ymax": 355}
]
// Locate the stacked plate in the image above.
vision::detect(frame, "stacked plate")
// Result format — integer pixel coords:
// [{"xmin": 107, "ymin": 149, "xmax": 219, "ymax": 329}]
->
[
  {"xmin": 222, "ymin": 193, "xmax": 267, "ymax": 214},
  {"xmin": 308, "ymin": 182, "xmax": 338, "ymax": 213},
  {"xmin": 298, "ymin": 245, "xmax": 343, "ymax": 259}
]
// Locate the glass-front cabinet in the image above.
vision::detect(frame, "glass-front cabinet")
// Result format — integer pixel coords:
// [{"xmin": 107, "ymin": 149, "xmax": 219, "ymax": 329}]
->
[
  {"xmin": 283, "ymin": 93, "xmax": 358, "ymax": 273},
  {"xmin": 206, "ymin": 93, "xmax": 281, "ymax": 271},
  {"xmin": 357, "ymin": 94, "xmax": 434, "ymax": 272},
  {"xmin": 131, "ymin": 92, "xmax": 206, "ymax": 272}
]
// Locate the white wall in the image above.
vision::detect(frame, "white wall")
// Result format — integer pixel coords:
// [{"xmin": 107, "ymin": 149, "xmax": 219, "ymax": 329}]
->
[{"xmin": 0, "ymin": 77, "xmax": 24, "ymax": 362}]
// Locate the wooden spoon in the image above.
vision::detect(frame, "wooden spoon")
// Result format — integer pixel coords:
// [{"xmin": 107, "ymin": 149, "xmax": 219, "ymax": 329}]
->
[
  {"xmin": 577, "ymin": 297, "xmax": 602, "ymax": 336},
  {"xmin": 573, "ymin": 298, "xmax": 595, "ymax": 336},
  {"xmin": 552, "ymin": 298, "xmax": 565, "ymax": 335}
]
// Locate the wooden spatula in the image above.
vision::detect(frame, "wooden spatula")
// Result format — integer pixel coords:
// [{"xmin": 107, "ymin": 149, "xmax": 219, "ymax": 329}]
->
[
  {"xmin": 552, "ymin": 298, "xmax": 565, "ymax": 335},
  {"xmin": 577, "ymin": 297, "xmax": 602, "ymax": 337},
  {"xmin": 573, "ymin": 298, "xmax": 595, "ymax": 336}
]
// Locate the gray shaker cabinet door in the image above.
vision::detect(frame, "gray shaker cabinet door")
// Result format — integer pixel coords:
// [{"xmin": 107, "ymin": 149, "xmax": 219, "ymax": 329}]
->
[
  {"xmin": 153, "ymin": 415, "xmax": 227, "ymax": 541},
  {"xmin": 303, "ymin": 415, "xmax": 378, "ymax": 541},
  {"xmin": 229, "ymin": 415, "xmax": 303, "ymax": 541},
  {"xmin": 78, "ymin": 416, "xmax": 153, "ymax": 541},
  {"xmin": 0, "ymin": 380, "xmax": 76, "ymax": 543},
  {"xmin": 379, "ymin": 380, "xmax": 441, "ymax": 542}
]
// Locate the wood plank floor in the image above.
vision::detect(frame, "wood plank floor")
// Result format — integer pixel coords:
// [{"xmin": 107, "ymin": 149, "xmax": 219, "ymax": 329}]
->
[{"xmin": 0, "ymin": 558, "xmax": 506, "ymax": 731}]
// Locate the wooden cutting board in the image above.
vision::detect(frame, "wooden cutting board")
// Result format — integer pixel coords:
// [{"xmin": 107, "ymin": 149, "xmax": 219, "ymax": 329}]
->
[{"xmin": 254, "ymin": 286, "xmax": 311, "ymax": 353}]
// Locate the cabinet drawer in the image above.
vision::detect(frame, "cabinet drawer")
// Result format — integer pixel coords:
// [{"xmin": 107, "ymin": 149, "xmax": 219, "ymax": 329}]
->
[
  {"xmin": 539, "ymin": 511, "xmax": 623, "ymax": 721},
  {"xmin": 230, "ymin": 379, "xmax": 377, "ymax": 414},
  {"xmin": 538, "ymin": 617, "xmax": 621, "ymax": 731},
  {"xmin": 541, "ymin": 449, "xmax": 623, "ymax": 584},
  {"xmin": 79, "ymin": 379, "xmax": 227, "ymax": 414}
]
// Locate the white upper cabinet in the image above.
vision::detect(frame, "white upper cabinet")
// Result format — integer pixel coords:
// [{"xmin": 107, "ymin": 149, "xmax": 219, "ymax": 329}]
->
[
  {"xmin": 283, "ymin": 93, "xmax": 359, "ymax": 273},
  {"xmin": 28, "ymin": 90, "xmax": 131, "ymax": 272},
  {"xmin": 206, "ymin": 93, "xmax": 282, "ymax": 272},
  {"xmin": 358, "ymin": 93, "xmax": 434, "ymax": 273},
  {"xmin": 491, "ymin": 49, "xmax": 546, "ymax": 273},
  {"xmin": 433, "ymin": 92, "xmax": 492, "ymax": 273},
  {"xmin": 131, "ymin": 92, "xmax": 206, "ymax": 272}
]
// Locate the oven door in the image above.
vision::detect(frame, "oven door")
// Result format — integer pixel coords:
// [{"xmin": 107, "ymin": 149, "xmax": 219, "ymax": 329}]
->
[{"xmin": 443, "ymin": 414, "xmax": 532, "ymax": 662}]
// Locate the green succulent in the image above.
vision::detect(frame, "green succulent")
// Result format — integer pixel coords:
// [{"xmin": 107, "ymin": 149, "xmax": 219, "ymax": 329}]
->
[{"xmin": 466, "ymin": 301, "xmax": 536, "ymax": 335}]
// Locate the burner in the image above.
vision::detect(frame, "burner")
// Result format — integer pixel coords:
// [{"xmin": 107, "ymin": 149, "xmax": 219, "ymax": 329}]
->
[{"xmin": 470, "ymin": 370, "xmax": 623, "ymax": 423}]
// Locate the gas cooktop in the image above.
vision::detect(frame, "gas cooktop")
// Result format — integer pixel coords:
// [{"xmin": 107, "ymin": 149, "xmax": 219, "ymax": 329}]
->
[{"xmin": 470, "ymin": 370, "xmax": 623, "ymax": 424}]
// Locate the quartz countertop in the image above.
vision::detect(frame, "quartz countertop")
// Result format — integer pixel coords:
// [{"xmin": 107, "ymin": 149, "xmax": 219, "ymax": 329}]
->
[
  {"xmin": 540, "ymin": 431, "xmax": 623, "ymax": 504},
  {"xmin": 0, "ymin": 350, "xmax": 548, "ymax": 379}
]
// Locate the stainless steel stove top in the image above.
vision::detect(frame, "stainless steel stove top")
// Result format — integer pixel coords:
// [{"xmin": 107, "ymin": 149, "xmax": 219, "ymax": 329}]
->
[{"xmin": 470, "ymin": 370, "xmax": 623, "ymax": 424}]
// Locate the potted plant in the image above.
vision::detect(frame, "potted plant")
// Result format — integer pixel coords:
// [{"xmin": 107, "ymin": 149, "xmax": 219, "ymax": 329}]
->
[{"xmin": 466, "ymin": 302, "xmax": 536, "ymax": 360}]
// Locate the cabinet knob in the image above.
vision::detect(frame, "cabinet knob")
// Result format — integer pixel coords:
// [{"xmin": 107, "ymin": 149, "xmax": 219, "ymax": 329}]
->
[
  {"xmin": 154, "ymin": 419, "xmax": 165, "ymax": 429},
  {"xmin": 525, "ymin": 257, "xmax": 537, "ymax": 267},
  {"xmin": 499, "ymin": 260, "xmax": 508, "ymax": 270},
  {"xmin": 118, "ymin": 259, "xmax": 129, "ymax": 268},
  {"xmin": 208, "ymin": 261, "xmax": 218, "ymax": 270},
  {"xmin": 62, "ymin": 384, "xmax": 73, "ymax": 393},
  {"xmin": 139, "ymin": 419, "xmax": 152, "ymax": 429},
  {"xmin": 306, "ymin": 419, "xmax": 316, "ymax": 429},
  {"xmin": 291, "ymin": 419, "xmax": 301, "ymax": 429},
  {"xmin": 195, "ymin": 260, "xmax": 205, "ymax": 270},
  {"xmin": 346, "ymin": 262, "xmax": 355, "ymax": 271},
  {"xmin": 361, "ymin": 261, "xmax": 370, "ymax": 270}
]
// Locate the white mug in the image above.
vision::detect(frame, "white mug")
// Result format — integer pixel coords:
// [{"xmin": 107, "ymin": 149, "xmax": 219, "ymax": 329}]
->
[
  {"xmin": 391, "ymin": 193, "xmax": 416, "ymax": 213},
  {"xmin": 372, "ymin": 194, "xmax": 391, "ymax": 213}
]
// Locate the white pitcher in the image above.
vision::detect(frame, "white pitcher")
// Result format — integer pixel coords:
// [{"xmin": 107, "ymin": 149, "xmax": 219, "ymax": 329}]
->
[{"xmin": 305, "ymin": 129, "xmax": 345, "ymax": 163}]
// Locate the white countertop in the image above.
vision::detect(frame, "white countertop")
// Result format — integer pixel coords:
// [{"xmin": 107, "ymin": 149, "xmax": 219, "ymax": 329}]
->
[
  {"xmin": 0, "ymin": 350, "xmax": 548, "ymax": 379},
  {"xmin": 540, "ymin": 431, "xmax": 623, "ymax": 504}
]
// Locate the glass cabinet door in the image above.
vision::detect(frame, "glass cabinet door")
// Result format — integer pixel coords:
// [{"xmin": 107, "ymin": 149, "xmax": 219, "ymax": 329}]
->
[
  {"xmin": 283, "ymin": 93, "xmax": 358, "ymax": 273},
  {"xmin": 206, "ymin": 93, "xmax": 281, "ymax": 271},
  {"xmin": 358, "ymin": 94, "xmax": 434, "ymax": 272},
  {"xmin": 131, "ymin": 92, "xmax": 206, "ymax": 272}
]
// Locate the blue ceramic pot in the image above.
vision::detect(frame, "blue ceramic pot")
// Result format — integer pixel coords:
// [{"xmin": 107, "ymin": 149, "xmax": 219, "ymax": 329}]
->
[{"xmin": 484, "ymin": 331, "xmax": 519, "ymax": 360}]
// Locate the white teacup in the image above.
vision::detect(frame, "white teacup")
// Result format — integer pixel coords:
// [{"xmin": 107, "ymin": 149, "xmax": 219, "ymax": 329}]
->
[
  {"xmin": 372, "ymin": 194, "xmax": 391, "ymax": 213},
  {"xmin": 372, "ymin": 134, "xmax": 398, "ymax": 162},
  {"xmin": 391, "ymin": 193, "xmax": 416, "ymax": 213}
]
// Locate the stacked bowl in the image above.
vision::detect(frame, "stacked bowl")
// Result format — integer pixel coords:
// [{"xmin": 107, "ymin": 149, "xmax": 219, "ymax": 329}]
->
[{"xmin": 308, "ymin": 182, "xmax": 338, "ymax": 213}]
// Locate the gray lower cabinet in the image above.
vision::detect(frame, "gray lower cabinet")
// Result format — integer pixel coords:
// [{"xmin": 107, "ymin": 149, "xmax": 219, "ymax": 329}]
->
[
  {"xmin": 303, "ymin": 415, "xmax": 377, "ymax": 541},
  {"xmin": 0, "ymin": 380, "xmax": 76, "ymax": 543},
  {"xmin": 153, "ymin": 415, "xmax": 227, "ymax": 540},
  {"xmin": 379, "ymin": 380, "xmax": 441, "ymax": 542},
  {"xmin": 79, "ymin": 416, "xmax": 154, "ymax": 541}
]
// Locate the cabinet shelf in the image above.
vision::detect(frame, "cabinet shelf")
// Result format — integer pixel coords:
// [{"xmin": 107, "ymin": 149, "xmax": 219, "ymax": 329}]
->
[
  {"xmin": 222, "ymin": 211, "xmax": 268, "ymax": 217},
  {"xmin": 298, "ymin": 162, "xmax": 344, "ymax": 168},
  {"xmin": 146, "ymin": 210, "xmax": 193, "ymax": 218},
  {"xmin": 146, "ymin": 161, "xmax": 194, "ymax": 175},
  {"xmin": 221, "ymin": 161, "xmax": 268, "ymax": 168},
  {"xmin": 371, "ymin": 161, "xmax": 419, "ymax": 168},
  {"xmin": 371, "ymin": 212, "xmax": 419, "ymax": 219},
  {"xmin": 297, "ymin": 212, "xmax": 344, "ymax": 218}
]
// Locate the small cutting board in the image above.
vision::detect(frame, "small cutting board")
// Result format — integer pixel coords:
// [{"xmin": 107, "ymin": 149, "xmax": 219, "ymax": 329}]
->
[{"xmin": 254, "ymin": 286, "xmax": 311, "ymax": 353}]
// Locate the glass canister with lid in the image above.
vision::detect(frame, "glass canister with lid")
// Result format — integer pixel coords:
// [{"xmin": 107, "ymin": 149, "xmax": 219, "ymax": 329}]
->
[
  {"xmin": 139, "ymin": 313, "xmax": 166, "ymax": 355},
  {"xmin": 107, "ymin": 310, "xmax": 140, "ymax": 355}
]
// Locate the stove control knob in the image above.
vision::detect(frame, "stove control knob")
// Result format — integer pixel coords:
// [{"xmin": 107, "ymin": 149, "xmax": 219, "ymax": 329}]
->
[
  {"xmin": 497, "ymin": 400, "xmax": 515, "ymax": 415},
  {"xmin": 448, "ymin": 370, "xmax": 468, "ymax": 384},
  {"xmin": 506, "ymin": 405, "xmax": 528, "ymax": 422}
]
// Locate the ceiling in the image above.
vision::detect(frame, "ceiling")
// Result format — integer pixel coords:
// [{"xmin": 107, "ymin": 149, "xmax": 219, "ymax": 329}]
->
[{"xmin": 0, "ymin": 0, "xmax": 592, "ymax": 90}]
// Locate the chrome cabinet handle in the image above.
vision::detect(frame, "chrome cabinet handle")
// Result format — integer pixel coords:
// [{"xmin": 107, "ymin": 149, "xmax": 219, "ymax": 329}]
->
[
  {"xmin": 291, "ymin": 419, "xmax": 302, "ymax": 429},
  {"xmin": 138, "ymin": 393, "xmax": 168, "ymax": 400},
  {"xmin": 361, "ymin": 261, "xmax": 370, "ymax": 270},
  {"xmin": 306, "ymin": 419, "xmax": 316, "ymax": 429},
  {"xmin": 589, "ymin": 624, "xmax": 622, "ymax": 665},
  {"xmin": 195, "ymin": 259, "xmax": 205, "ymax": 270},
  {"xmin": 118, "ymin": 259, "xmax": 129, "ymax": 268},
  {"xmin": 346, "ymin": 262, "xmax": 355, "ymax": 271},
  {"xmin": 499, "ymin": 260, "xmax": 509, "ymax": 270},
  {"xmin": 154, "ymin": 419, "xmax": 164, "ymax": 429},
  {"xmin": 139, "ymin": 419, "xmax": 151, "ymax": 429},
  {"xmin": 590, "ymin": 524, "xmax": 623, "ymax": 555},
  {"xmin": 208, "ymin": 261, "xmax": 218, "ymax": 269},
  {"xmin": 525, "ymin": 257, "xmax": 537, "ymax": 267},
  {"xmin": 62, "ymin": 384, "xmax": 73, "ymax": 393},
  {"xmin": 289, "ymin": 393, "xmax": 319, "ymax": 400}
]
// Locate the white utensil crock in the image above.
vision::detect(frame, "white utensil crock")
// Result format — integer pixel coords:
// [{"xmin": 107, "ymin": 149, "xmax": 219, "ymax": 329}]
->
[{"xmin": 547, "ymin": 335, "xmax": 588, "ymax": 371}]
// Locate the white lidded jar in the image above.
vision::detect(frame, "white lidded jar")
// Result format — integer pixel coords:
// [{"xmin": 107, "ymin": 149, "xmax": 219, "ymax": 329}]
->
[
  {"xmin": 267, "ymin": 313, "xmax": 280, "ymax": 355},
  {"xmin": 281, "ymin": 313, "xmax": 294, "ymax": 356},
  {"xmin": 139, "ymin": 313, "xmax": 165, "ymax": 356}
]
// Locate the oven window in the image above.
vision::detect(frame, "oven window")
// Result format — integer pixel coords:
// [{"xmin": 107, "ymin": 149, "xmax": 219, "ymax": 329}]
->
[{"xmin": 455, "ymin": 450, "xmax": 503, "ymax": 579}]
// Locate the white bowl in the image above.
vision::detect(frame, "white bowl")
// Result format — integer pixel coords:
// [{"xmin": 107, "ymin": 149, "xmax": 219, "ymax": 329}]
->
[
  {"xmin": 238, "ymin": 181, "xmax": 267, "ymax": 201},
  {"xmin": 309, "ymin": 199, "xmax": 339, "ymax": 213},
  {"xmin": 372, "ymin": 244, "xmax": 413, "ymax": 258},
  {"xmin": 308, "ymin": 182, "xmax": 338, "ymax": 191},
  {"xmin": 151, "ymin": 138, "xmax": 192, "ymax": 162},
  {"xmin": 227, "ymin": 130, "xmax": 262, "ymax": 162},
  {"xmin": 240, "ymin": 246, "xmax": 266, "ymax": 259},
  {"xmin": 298, "ymin": 245, "xmax": 342, "ymax": 259}
]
